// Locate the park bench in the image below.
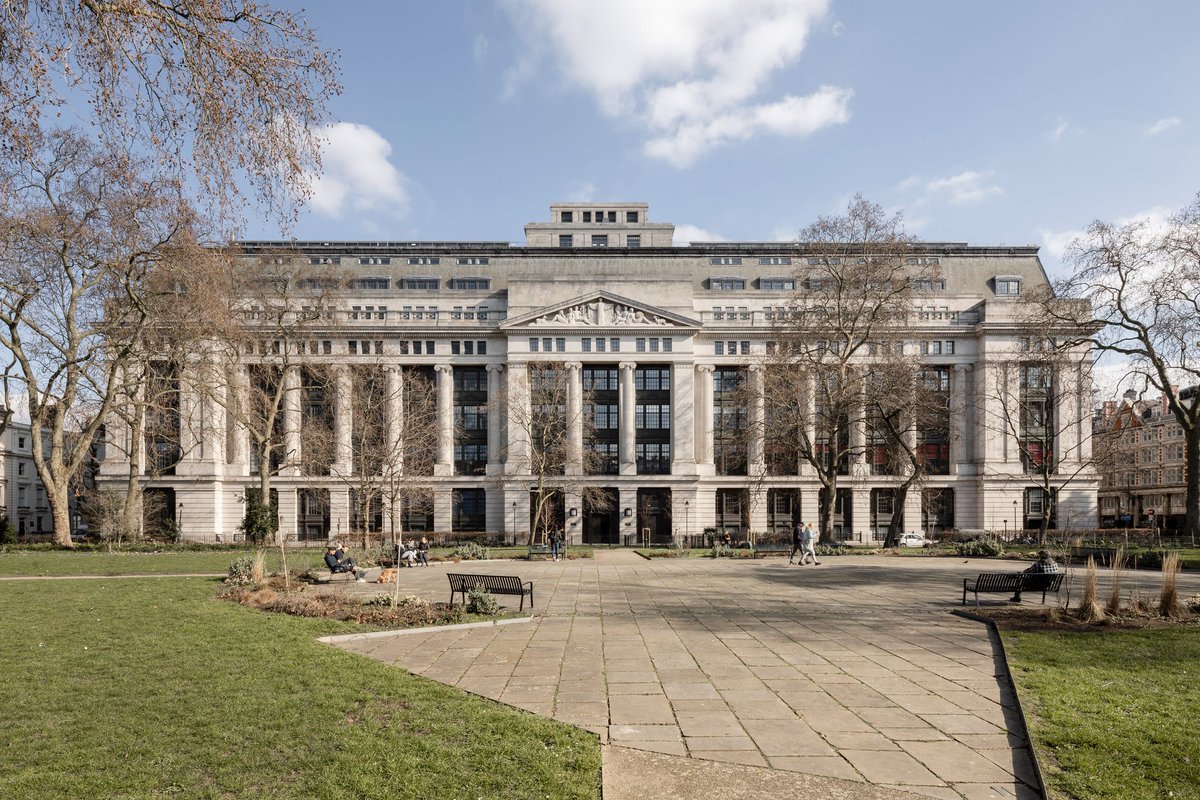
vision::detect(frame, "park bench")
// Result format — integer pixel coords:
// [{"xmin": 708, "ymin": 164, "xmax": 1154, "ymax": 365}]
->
[
  {"xmin": 962, "ymin": 572, "xmax": 1064, "ymax": 606},
  {"xmin": 447, "ymin": 573, "xmax": 534, "ymax": 611}
]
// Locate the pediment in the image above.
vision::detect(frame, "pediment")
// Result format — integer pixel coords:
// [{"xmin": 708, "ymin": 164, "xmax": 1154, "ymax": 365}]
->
[{"xmin": 500, "ymin": 291, "xmax": 700, "ymax": 330}]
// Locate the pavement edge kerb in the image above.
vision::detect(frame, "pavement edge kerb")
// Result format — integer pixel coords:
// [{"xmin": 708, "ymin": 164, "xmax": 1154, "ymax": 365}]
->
[
  {"xmin": 952, "ymin": 609, "xmax": 1049, "ymax": 800},
  {"xmin": 316, "ymin": 615, "xmax": 533, "ymax": 644}
]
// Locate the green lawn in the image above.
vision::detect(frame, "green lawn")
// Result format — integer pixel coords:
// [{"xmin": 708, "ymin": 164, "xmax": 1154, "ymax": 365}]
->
[
  {"xmin": 1003, "ymin": 627, "xmax": 1200, "ymax": 800},
  {"xmin": 0, "ymin": 545, "xmax": 598, "ymax": 577},
  {"xmin": 0, "ymin": 578, "xmax": 600, "ymax": 799},
  {"xmin": 0, "ymin": 547, "xmax": 330, "ymax": 576}
]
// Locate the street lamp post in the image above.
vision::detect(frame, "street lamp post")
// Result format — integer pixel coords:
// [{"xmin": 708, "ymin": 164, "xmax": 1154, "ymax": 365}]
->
[
  {"xmin": 511, "ymin": 501, "xmax": 516, "ymax": 543},
  {"xmin": 684, "ymin": 500, "xmax": 690, "ymax": 542},
  {"xmin": 1012, "ymin": 500, "xmax": 1018, "ymax": 539},
  {"xmin": 177, "ymin": 502, "xmax": 183, "ymax": 542}
]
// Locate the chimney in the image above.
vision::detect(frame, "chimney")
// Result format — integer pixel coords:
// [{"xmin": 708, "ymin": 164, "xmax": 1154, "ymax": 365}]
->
[
  {"xmin": 1103, "ymin": 400, "xmax": 1116, "ymax": 420},
  {"xmin": 1163, "ymin": 387, "xmax": 1176, "ymax": 417}
]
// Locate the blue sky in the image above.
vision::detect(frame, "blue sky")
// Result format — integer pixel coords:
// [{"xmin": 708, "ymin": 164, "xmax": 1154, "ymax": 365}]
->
[{"xmin": 265, "ymin": 0, "xmax": 1200, "ymax": 276}]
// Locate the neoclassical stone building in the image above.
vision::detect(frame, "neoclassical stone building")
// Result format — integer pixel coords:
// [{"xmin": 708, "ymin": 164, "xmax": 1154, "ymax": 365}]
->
[{"xmin": 97, "ymin": 202, "xmax": 1097, "ymax": 544}]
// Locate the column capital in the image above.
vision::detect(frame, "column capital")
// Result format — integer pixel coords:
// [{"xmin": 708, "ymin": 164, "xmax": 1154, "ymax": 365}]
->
[
  {"xmin": 566, "ymin": 361, "xmax": 583, "ymax": 372},
  {"xmin": 434, "ymin": 363, "xmax": 453, "ymax": 375},
  {"xmin": 697, "ymin": 364, "xmax": 716, "ymax": 374},
  {"xmin": 485, "ymin": 363, "xmax": 506, "ymax": 373},
  {"xmin": 619, "ymin": 361, "xmax": 637, "ymax": 372}
]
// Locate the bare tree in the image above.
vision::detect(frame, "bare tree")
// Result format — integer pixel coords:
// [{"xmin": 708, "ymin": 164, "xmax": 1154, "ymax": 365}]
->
[
  {"xmin": 0, "ymin": 132, "xmax": 205, "ymax": 546},
  {"xmin": 207, "ymin": 254, "xmax": 347, "ymax": 547},
  {"xmin": 504, "ymin": 362, "xmax": 613, "ymax": 545},
  {"xmin": 309, "ymin": 362, "xmax": 440, "ymax": 549},
  {"xmin": 979, "ymin": 336, "xmax": 1099, "ymax": 543},
  {"xmin": 1035, "ymin": 195, "xmax": 1200, "ymax": 535},
  {"xmin": 0, "ymin": 0, "xmax": 339, "ymax": 225},
  {"xmin": 762, "ymin": 195, "xmax": 931, "ymax": 543}
]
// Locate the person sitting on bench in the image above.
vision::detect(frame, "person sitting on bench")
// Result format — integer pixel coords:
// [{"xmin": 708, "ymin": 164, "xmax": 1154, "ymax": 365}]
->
[
  {"xmin": 416, "ymin": 537, "xmax": 430, "ymax": 566},
  {"xmin": 1011, "ymin": 550, "xmax": 1060, "ymax": 602},
  {"xmin": 397, "ymin": 540, "xmax": 418, "ymax": 567},
  {"xmin": 325, "ymin": 545, "xmax": 367, "ymax": 582}
]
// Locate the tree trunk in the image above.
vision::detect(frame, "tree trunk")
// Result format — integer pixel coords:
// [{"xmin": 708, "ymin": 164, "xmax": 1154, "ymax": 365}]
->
[
  {"xmin": 819, "ymin": 477, "xmax": 835, "ymax": 544},
  {"xmin": 50, "ymin": 482, "xmax": 73, "ymax": 547},
  {"xmin": 884, "ymin": 483, "xmax": 908, "ymax": 548}
]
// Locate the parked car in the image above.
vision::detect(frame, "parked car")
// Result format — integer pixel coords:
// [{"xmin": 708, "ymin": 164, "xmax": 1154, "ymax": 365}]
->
[{"xmin": 898, "ymin": 533, "xmax": 930, "ymax": 548}]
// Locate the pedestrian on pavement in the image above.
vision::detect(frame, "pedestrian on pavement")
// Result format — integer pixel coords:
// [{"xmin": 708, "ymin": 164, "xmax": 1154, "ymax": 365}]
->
[
  {"xmin": 797, "ymin": 522, "xmax": 821, "ymax": 566},
  {"xmin": 549, "ymin": 529, "xmax": 564, "ymax": 562},
  {"xmin": 789, "ymin": 521, "xmax": 804, "ymax": 564}
]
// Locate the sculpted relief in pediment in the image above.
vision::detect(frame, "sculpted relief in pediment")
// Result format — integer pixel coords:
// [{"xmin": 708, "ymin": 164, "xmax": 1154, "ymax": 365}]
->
[{"xmin": 529, "ymin": 298, "xmax": 671, "ymax": 327}]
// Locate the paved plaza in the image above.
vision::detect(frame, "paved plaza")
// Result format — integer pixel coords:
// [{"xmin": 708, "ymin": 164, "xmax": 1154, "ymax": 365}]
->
[{"xmin": 331, "ymin": 551, "xmax": 1197, "ymax": 799}]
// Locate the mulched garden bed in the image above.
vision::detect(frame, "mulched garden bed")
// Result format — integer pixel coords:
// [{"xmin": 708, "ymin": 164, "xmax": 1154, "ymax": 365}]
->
[
  {"xmin": 220, "ymin": 584, "xmax": 472, "ymax": 627},
  {"xmin": 972, "ymin": 597, "xmax": 1200, "ymax": 633}
]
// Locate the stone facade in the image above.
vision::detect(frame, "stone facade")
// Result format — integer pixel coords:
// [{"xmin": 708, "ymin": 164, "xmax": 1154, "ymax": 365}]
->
[
  {"xmin": 97, "ymin": 203, "xmax": 1097, "ymax": 544},
  {"xmin": 1096, "ymin": 388, "xmax": 1192, "ymax": 530}
]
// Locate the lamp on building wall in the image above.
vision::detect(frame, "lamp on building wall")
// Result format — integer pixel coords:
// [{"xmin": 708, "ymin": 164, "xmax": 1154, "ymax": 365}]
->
[
  {"xmin": 624, "ymin": 508, "xmax": 632, "ymax": 517},
  {"xmin": 569, "ymin": 508, "xmax": 577, "ymax": 517}
]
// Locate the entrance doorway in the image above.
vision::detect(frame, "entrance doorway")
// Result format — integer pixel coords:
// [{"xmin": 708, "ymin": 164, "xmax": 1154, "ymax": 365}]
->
[
  {"xmin": 637, "ymin": 488, "xmax": 673, "ymax": 546},
  {"xmin": 583, "ymin": 488, "xmax": 619, "ymax": 544}
]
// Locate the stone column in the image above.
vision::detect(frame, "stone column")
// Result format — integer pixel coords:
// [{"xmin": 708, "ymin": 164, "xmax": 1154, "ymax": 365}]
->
[
  {"xmin": 435, "ymin": 364, "xmax": 454, "ymax": 476},
  {"xmin": 386, "ymin": 367, "xmax": 404, "ymax": 475},
  {"xmin": 282, "ymin": 366, "xmax": 301, "ymax": 476},
  {"xmin": 434, "ymin": 487, "xmax": 452, "ymax": 532},
  {"xmin": 748, "ymin": 365, "xmax": 765, "ymax": 476},
  {"xmin": 566, "ymin": 362, "xmax": 584, "ymax": 475},
  {"xmin": 486, "ymin": 364, "xmax": 504, "ymax": 475},
  {"xmin": 619, "ymin": 361, "xmax": 637, "ymax": 476},
  {"xmin": 849, "ymin": 368, "xmax": 867, "ymax": 469},
  {"xmin": 697, "ymin": 365, "xmax": 715, "ymax": 474},
  {"xmin": 333, "ymin": 366, "xmax": 352, "ymax": 475},
  {"xmin": 671, "ymin": 361, "xmax": 697, "ymax": 474},
  {"xmin": 200, "ymin": 350, "xmax": 226, "ymax": 470},
  {"xmin": 951, "ymin": 364, "xmax": 968, "ymax": 473},
  {"xmin": 229, "ymin": 365, "xmax": 250, "ymax": 476},
  {"xmin": 506, "ymin": 363, "xmax": 530, "ymax": 475},
  {"xmin": 801, "ymin": 372, "xmax": 816, "ymax": 476}
]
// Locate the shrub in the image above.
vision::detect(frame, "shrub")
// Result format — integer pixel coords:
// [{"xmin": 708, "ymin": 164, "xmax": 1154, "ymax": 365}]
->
[
  {"xmin": 451, "ymin": 541, "xmax": 488, "ymax": 560},
  {"xmin": 1107, "ymin": 546, "xmax": 1126, "ymax": 616},
  {"xmin": 814, "ymin": 543, "xmax": 846, "ymax": 557},
  {"xmin": 466, "ymin": 584, "xmax": 500, "ymax": 615},
  {"xmin": 0, "ymin": 514, "xmax": 16, "ymax": 546},
  {"xmin": 710, "ymin": 544, "xmax": 735, "ymax": 558},
  {"xmin": 361, "ymin": 544, "xmax": 393, "ymax": 566},
  {"xmin": 226, "ymin": 557, "xmax": 255, "ymax": 585},
  {"xmin": 955, "ymin": 538, "xmax": 1004, "ymax": 557}
]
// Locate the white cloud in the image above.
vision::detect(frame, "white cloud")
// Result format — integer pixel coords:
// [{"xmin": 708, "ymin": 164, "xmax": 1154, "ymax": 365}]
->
[
  {"xmin": 1144, "ymin": 116, "xmax": 1181, "ymax": 137},
  {"xmin": 301, "ymin": 122, "xmax": 409, "ymax": 220},
  {"xmin": 564, "ymin": 180, "xmax": 597, "ymax": 202},
  {"xmin": 1038, "ymin": 204, "xmax": 1176, "ymax": 264},
  {"xmin": 1050, "ymin": 118, "xmax": 1070, "ymax": 142},
  {"xmin": 473, "ymin": 33, "xmax": 489, "ymax": 63},
  {"xmin": 673, "ymin": 223, "xmax": 727, "ymax": 245},
  {"xmin": 500, "ymin": 0, "xmax": 849, "ymax": 167},
  {"xmin": 923, "ymin": 170, "xmax": 1004, "ymax": 206},
  {"xmin": 831, "ymin": 20, "xmax": 846, "ymax": 36}
]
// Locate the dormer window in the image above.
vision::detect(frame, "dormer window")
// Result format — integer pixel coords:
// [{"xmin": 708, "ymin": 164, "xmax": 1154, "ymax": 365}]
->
[
  {"xmin": 995, "ymin": 276, "xmax": 1022, "ymax": 296},
  {"xmin": 709, "ymin": 277, "xmax": 745, "ymax": 291},
  {"xmin": 561, "ymin": 211, "xmax": 573, "ymax": 223}
]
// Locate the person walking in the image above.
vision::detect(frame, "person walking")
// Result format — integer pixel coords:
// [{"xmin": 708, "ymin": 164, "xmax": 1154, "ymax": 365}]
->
[
  {"xmin": 549, "ymin": 529, "xmax": 564, "ymax": 562},
  {"xmin": 797, "ymin": 522, "xmax": 821, "ymax": 566},
  {"xmin": 789, "ymin": 521, "xmax": 804, "ymax": 564}
]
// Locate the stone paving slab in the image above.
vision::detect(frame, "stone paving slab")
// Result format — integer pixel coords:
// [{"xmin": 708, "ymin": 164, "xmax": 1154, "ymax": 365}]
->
[{"xmin": 330, "ymin": 552, "xmax": 1200, "ymax": 800}]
